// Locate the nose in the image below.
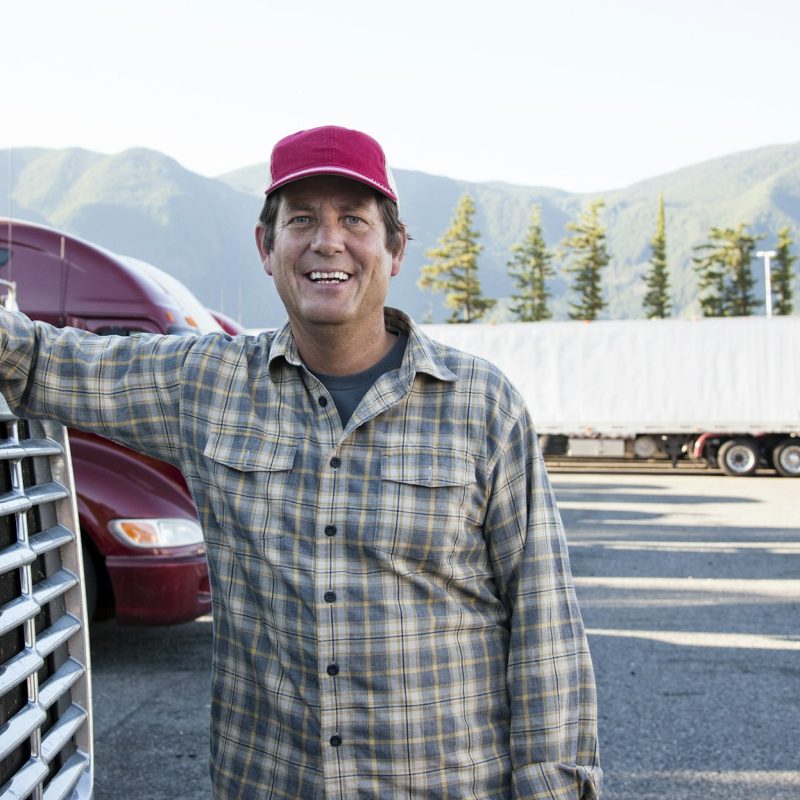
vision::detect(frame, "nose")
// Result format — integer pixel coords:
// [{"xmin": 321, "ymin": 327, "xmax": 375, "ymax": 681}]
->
[{"xmin": 311, "ymin": 216, "xmax": 345, "ymax": 256}]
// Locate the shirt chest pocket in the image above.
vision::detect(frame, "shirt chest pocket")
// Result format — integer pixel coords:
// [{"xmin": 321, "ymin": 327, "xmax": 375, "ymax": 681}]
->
[
  {"xmin": 203, "ymin": 431, "xmax": 298, "ymax": 543},
  {"xmin": 372, "ymin": 448, "xmax": 479, "ymax": 568}
]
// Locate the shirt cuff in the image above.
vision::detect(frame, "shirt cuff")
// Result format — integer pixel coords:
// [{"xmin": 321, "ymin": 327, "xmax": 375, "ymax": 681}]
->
[{"xmin": 512, "ymin": 761, "xmax": 603, "ymax": 799}]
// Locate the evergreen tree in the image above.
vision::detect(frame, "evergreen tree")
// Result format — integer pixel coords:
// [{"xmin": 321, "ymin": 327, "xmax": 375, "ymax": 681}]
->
[
  {"xmin": 507, "ymin": 204, "xmax": 554, "ymax": 321},
  {"xmin": 693, "ymin": 223, "xmax": 763, "ymax": 316},
  {"xmin": 642, "ymin": 194, "xmax": 671, "ymax": 318},
  {"xmin": 772, "ymin": 226, "xmax": 796, "ymax": 315},
  {"xmin": 418, "ymin": 193, "xmax": 496, "ymax": 323},
  {"xmin": 561, "ymin": 199, "xmax": 609, "ymax": 320}
]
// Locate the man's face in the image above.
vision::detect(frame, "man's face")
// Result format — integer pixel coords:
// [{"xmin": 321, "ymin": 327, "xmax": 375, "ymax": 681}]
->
[{"xmin": 257, "ymin": 176, "xmax": 404, "ymax": 333}]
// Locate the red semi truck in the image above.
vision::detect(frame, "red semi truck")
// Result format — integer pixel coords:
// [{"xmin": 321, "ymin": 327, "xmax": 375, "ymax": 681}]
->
[{"xmin": 0, "ymin": 218, "xmax": 242, "ymax": 624}]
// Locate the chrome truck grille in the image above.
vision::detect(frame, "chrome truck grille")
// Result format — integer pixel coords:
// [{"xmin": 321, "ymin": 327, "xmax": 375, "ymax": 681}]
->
[{"xmin": 0, "ymin": 397, "xmax": 93, "ymax": 800}]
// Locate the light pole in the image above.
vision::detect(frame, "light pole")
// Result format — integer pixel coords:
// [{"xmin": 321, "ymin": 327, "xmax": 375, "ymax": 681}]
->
[{"xmin": 756, "ymin": 250, "xmax": 776, "ymax": 317}]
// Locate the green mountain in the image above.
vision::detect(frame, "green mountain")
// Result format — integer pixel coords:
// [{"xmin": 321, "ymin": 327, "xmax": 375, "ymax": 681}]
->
[{"xmin": 2, "ymin": 143, "xmax": 799, "ymax": 326}]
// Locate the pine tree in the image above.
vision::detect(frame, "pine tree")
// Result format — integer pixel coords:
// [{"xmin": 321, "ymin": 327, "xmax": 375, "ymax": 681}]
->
[
  {"xmin": 562, "ymin": 199, "xmax": 609, "ymax": 320},
  {"xmin": 772, "ymin": 226, "xmax": 796, "ymax": 315},
  {"xmin": 693, "ymin": 223, "xmax": 763, "ymax": 317},
  {"xmin": 507, "ymin": 205, "xmax": 554, "ymax": 321},
  {"xmin": 418, "ymin": 193, "xmax": 496, "ymax": 323},
  {"xmin": 642, "ymin": 194, "xmax": 671, "ymax": 318}
]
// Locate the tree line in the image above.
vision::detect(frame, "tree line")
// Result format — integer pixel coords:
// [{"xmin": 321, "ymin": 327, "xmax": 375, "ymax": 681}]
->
[{"xmin": 418, "ymin": 192, "xmax": 798, "ymax": 323}]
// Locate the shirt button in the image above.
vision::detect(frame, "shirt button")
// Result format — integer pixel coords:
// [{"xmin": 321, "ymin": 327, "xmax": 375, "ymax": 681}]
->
[
  {"xmin": 318, "ymin": 396, "xmax": 328, "ymax": 407},
  {"xmin": 324, "ymin": 525, "xmax": 337, "ymax": 537},
  {"xmin": 326, "ymin": 663, "xmax": 339, "ymax": 676},
  {"xmin": 329, "ymin": 735, "xmax": 342, "ymax": 747},
  {"xmin": 330, "ymin": 456, "xmax": 341, "ymax": 469},
  {"xmin": 323, "ymin": 591, "xmax": 336, "ymax": 603}
]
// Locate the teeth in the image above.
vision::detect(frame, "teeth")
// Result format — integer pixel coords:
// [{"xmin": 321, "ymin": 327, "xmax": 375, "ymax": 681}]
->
[{"xmin": 309, "ymin": 271, "xmax": 349, "ymax": 283}]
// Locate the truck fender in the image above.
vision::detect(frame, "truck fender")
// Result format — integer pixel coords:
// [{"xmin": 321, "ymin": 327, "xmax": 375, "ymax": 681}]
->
[{"xmin": 68, "ymin": 430, "xmax": 199, "ymax": 558}]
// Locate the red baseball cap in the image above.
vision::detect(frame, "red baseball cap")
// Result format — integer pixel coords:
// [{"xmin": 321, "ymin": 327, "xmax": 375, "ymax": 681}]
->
[{"xmin": 265, "ymin": 125, "xmax": 398, "ymax": 202}]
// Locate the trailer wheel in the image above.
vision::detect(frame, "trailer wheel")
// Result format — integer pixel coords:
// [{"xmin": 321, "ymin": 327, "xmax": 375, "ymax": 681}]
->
[
  {"xmin": 773, "ymin": 440, "xmax": 800, "ymax": 478},
  {"xmin": 718, "ymin": 438, "xmax": 759, "ymax": 477}
]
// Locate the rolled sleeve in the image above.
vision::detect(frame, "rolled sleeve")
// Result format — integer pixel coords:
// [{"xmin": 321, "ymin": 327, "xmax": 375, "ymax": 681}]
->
[{"xmin": 484, "ymin": 406, "xmax": 603, "ymax": 799}]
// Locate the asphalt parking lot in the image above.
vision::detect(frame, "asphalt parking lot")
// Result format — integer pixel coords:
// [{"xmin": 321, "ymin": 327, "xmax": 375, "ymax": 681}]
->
[
  {"xmin": 89, "ymin": 470, "xmax": 800, "ymax": 799},
  {"xmin": 556, "ymin": 471, "xmax": 800, "ymax": 799}
]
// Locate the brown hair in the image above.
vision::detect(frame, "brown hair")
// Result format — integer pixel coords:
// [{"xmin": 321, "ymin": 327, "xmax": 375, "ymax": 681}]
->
[{"xmin": 257, "ymin": 189, "xmax": 407, "ymax": 256}]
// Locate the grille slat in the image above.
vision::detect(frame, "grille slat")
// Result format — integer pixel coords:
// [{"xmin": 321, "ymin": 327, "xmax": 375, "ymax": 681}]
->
[
  {"xmin": 0, "ymin": 755, "xmax": 50, "ymax": 798},
  {"xmin": 42, "ymin": 751, "xmax": 91, "ymax": 800},
  {"xmin": 29, "ymin": 527, "xmax": 75, "ymax": 558},
  {"xmin": 0, "ymin": 440, "xmax": 63, "ymax": 464},
  {"xmin": 19, "ymin": 442, "xmax": 63, "ymax": 460},
  {"xmin": 0, "ymin": 444, "xmax": 25, "ymax": 462},
  {"xmin": 0, "ymin": 544, "xmax": 36, "ymax": 576},
  {"xmin": 0, "ymin": 650, "xmax": 44, "ymax": 698},
  {"xmin": 23, "ymin": 483, "xmax": 71, "ymax": 508},
  {"xmin": 36, "ymin": 617, "xmax": 82, "ymax": 662},
  {"xmin": 0, "ymin": 596, "xmax": 40, "ymax": 638},
  {"xmin": 39, "ymin": 705, "xmax": 86, "ymax": 765},
  {"xmin": 0, "ymin": 703, "xmax": 47, "ymax": 762},
  {"xmin": 38, "ymin": 660, "xmax": 84, "ymax": 713},
  {"xmin": 0, "ymin": 494, "xmax": 30, "ymax": 518},
  {"xmin": 31, "ymin": 570, "xmax": 79, "ymax": 609}
]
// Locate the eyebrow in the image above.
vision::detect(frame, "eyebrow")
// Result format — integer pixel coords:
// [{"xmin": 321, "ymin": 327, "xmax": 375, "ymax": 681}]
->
[{"xmin": 281, "ymin": 196, "xmax": 373, "ymax": 214}]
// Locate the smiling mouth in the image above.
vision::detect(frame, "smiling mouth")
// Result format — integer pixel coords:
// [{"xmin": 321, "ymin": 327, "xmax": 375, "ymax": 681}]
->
[{"xmin": 308, "ymin": 271, "xmax": 350, "ymax": 284}]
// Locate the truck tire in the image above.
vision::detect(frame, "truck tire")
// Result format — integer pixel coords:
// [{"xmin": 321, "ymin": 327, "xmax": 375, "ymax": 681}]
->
[
  {"xmin": 718, "ymin": 438, "xmax": 759, "ymax": 477},
  {"xmin": 772, "ymin": 439, "xmax": 800, "ymax": 478}
]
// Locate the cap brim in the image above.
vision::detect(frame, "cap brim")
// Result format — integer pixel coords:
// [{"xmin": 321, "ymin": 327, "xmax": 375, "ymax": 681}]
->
[{"xmin": 266, "ymin": 166, "xmax": 398, "ymax": 201}]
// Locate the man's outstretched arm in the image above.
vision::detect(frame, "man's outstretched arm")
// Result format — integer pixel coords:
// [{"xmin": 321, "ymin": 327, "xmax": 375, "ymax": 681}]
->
[{"xmin": 0, "ymin": 309, "xmax": 193, "ymax": 466}]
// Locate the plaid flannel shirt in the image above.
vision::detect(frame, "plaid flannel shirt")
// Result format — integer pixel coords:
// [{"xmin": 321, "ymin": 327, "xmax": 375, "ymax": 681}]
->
[{"xmin": 1, "ymin": 307, "xmax": 602, "ymax": 799}]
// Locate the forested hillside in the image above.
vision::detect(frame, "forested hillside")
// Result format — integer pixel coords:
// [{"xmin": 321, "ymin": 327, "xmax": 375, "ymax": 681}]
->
[{"xmin": 2, "ymin": 142, "xmax": 799, "ymax": 326}]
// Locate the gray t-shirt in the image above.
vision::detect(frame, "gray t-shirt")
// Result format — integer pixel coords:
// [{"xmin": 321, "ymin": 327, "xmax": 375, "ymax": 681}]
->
[{"xmin": 310, "ymin": 332, "xmax": 408, "ymax": 426}]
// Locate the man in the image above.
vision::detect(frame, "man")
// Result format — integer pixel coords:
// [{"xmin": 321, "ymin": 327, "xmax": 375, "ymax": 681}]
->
[{"xmin": 0, "ymin": 126, "xmax": 602, "ymax": 799}]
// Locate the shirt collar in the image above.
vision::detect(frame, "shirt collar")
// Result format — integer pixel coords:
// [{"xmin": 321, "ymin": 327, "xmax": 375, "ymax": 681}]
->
[
  {"xmin": 267, "ymin": 308, "xmax": 457, "ymax": 384},
  {"xmin": 268, "ymin": 319, "xmax": 303, "ymax": 373},
  {"xmin": 383, "ymin": 308, "xmax": 456, "ymax": 383}
]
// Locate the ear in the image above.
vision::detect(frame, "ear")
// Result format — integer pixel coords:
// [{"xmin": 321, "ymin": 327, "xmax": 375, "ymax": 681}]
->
[
  {"xmin": 255, "ymin": 225, "xmax": 272, "ymax": 275},
  {"xmin": 390, "ymin": 226, "xmax": 407, "ymax": 277}
]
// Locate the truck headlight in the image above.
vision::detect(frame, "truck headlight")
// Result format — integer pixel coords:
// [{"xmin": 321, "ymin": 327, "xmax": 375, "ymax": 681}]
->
[{"xmin": 108, "ymin": 518, "xmax": 204, "ymax": 548}]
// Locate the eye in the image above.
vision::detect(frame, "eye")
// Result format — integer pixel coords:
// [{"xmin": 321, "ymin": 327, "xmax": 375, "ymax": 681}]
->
[
  {"xmin": 344, "ymin": 215, "xmax": 364, "ymax": 225},
  {"xmin": 288, "ymin": 215, "xmax": 312, "ymax": 225}
]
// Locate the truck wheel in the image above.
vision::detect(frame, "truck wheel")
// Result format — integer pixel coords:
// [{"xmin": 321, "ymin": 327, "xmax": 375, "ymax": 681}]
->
[
  {"xmin": 773, "ymin": 440, "xmax": 800, "ymax": 478},
  {"xmin": 718, "ymin": 438, "xmax": 759, "ymax": 477},
  {"xmin": 633, "ymin": 436, "xmax": 658, "ymax": 459}
]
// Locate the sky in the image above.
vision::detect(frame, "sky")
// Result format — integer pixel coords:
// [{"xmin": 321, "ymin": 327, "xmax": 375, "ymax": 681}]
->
[{"xmin": 5, "ymin": 0, "xmax": 800, "ymax": 193}]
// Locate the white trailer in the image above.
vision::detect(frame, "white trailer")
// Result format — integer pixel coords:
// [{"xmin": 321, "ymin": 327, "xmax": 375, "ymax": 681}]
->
[{"xmin": 422, "ymin": 316, "xmax": 800, "ymax": 477}]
